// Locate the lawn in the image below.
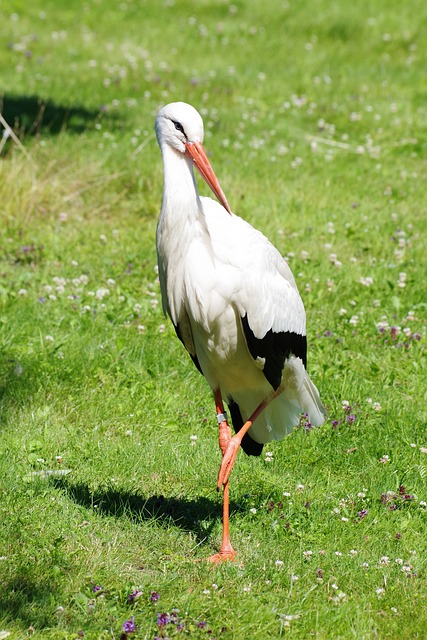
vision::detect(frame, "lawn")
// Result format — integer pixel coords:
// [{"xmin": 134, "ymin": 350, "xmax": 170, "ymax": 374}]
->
[{"xmin": 0, "ymin": 0, "xmax": 426, "ymax": 638}]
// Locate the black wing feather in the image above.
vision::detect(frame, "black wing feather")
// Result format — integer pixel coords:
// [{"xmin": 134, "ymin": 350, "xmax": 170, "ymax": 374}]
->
[
  {"xmin": 241, "ymin": 314, "xmax": 307, "ymax": 390},
  {"xmin": 173, "ymin": 322, "xmax": 203, "ymax": 374}
]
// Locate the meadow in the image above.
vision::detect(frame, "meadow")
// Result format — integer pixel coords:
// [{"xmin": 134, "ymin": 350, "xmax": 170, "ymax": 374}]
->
[{"xmin": 0, "ymin": 0, "xmax": 426, "ymax": 638}]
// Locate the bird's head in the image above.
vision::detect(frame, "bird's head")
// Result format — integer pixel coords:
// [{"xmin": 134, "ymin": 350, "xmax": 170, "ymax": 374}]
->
[
  {"xmin": 155, "ymin": 101, "xmax": 204, "ymax": 153},
  {"xmin": 155, "ymin": 102, "xmax": 232, "ymax": 215}
]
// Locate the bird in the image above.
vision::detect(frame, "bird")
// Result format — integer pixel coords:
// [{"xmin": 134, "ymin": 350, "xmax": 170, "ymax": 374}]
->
[{"xmin": 155, "ymin": 101, "xmax": 326, "ymax": 562}]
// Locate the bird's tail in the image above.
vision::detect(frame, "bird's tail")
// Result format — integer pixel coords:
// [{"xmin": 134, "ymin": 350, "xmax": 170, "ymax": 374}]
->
[{"xmin": 232, "ymin": 357, "xmax": 326, "ymax": 446}]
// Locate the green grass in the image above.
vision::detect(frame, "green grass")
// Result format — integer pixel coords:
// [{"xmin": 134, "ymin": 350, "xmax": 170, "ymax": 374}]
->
[{"xmin": 1, "ymin": 0, "xmax": 426, "ymax": 638}]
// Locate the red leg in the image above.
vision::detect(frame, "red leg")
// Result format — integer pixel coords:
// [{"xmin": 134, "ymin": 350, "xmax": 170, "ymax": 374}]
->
[
  {"xmin": 208, "ymin": 390, "xmax": 236, "ymax": 563},
  {"xmin": 216, "ymin": 384, "xmax": 284, "ymax": 490}
]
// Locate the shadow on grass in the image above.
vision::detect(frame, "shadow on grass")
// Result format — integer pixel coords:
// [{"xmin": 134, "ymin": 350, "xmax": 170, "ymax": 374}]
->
[
  {"xmin": 0, "ymin": 93, "xmax": 110, "ymax": 139},
  {"xmin": 0, "ymin": 572, "xmax": 58, "ymax": 629},
  {"xmin": 53, "ymin": 478, "xmax": 239, "ymax": 546}
]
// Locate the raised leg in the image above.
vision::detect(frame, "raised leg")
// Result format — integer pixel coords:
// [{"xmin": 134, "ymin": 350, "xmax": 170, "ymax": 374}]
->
[
  {"xmin": 216, "ymin": 384, "xmax": 285, "ymax": 490},
  {"xmin": 208, "ymin": 390, "xmax": 236, "ymax": 563}
]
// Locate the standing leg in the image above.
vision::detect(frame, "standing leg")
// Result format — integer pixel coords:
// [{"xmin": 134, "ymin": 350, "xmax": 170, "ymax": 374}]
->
[{"xmin": 208, "ymin": 390, "xmax": 236, "ymax": 563}]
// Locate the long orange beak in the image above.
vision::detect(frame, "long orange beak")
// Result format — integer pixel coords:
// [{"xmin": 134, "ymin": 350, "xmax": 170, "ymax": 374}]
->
[{"xmin": 185, "ymin": 141, "xmax": 232, "ymax": 215}]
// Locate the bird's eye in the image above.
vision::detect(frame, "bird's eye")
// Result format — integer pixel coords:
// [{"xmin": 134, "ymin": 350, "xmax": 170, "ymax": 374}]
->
[{"xmin": 172, "ymin": 120, "xmax": 185, "ymax": 135}]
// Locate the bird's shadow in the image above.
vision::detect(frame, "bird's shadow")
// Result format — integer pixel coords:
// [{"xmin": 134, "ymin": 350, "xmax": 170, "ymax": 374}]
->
[
  {"xmin": 0, "ymin": 94, "xmax": 116, "ymax": 141},
  {"xmin": 52, "ymin": 478, "xmax": 239, "ymax": 546}
]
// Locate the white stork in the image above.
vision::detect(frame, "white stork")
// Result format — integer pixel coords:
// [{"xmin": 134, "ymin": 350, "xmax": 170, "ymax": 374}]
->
[{"xmin": 155, "ymin": 101, "xmax": 326, "ymax": 562}]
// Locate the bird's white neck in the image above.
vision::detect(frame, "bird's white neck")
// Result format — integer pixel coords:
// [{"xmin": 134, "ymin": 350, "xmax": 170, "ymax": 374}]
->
[{"xmin": 159, "ymin": 143, "xmax": 201, "ymax": 228}]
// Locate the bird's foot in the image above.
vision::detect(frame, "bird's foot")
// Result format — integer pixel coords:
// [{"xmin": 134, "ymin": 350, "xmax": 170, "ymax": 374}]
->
[
  {"xmin": 207, "ymin": 545, "xmax": 236, "ymax": 564},
  {"xmin": 217, "ymin": 433, "xmax": 241, "ymax": 490}
]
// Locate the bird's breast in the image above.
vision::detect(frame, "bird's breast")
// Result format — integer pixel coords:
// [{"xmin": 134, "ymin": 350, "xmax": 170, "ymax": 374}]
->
[{"xmin": 189, "ymin": 304, "xmax": 267, "ymax": 395}]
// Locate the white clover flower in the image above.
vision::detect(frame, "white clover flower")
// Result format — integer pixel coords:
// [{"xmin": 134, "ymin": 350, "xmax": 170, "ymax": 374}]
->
[{"xmin": 95, "ymin": 287, "xmax": 110, "ymax": 300}]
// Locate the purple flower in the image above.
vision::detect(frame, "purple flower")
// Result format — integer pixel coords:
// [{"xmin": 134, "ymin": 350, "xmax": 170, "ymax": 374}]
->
[
  {"xmin": 157, "ymin": 612, "xmax": 171, "ymax": 628},
  {"xmin": 331, "ymin": 420, "xmax": 339, "ymax": 429},
  {"xmin": 128, "ymin": 589, "xmax": 142, "ymax": 603},
  {"xmin": 122, "ymin": 616, "xmax": 136, "ymax": 634},
  {"xmin": 196, "ymin": 621, "xmax": 207, "ymax": 629},
  {"xmin": 347, "ymin": 414, "xmax": 356, "ymax": 424},
  {"xmin": 149, "ymin": 591, "xmax": 160, "ymax": 603},
  {"xmin": 93, "ymin": 585, "xmax": 102, "ymax": 593},
  {"xmin": 357, "ymin": 509, "xmax": 368, "ymax": 519}
]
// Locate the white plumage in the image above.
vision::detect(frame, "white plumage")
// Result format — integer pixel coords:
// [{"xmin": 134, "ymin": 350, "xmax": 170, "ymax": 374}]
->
[{"xmin": 155, "ymin": 101, "xmax": 325, "ymax": 561}]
